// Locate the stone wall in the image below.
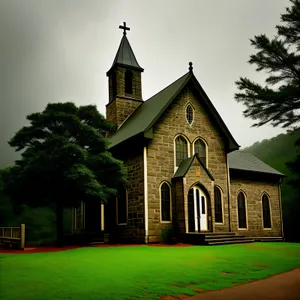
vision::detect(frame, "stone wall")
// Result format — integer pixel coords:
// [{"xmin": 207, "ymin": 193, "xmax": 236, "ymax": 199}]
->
[
  {"xmin": 172, "ymin": 178, "xmax": 184, "ymax": 235},
  {"xmin": 110, "ymin": 145, "xmax": 145, "ymax": 243},
  {"xmin": 106, "ymin": 97, "xmax": 142, "ymax": 128},
  {"xmin": 147, "ymin": 84, "xmax": 230, "ymax": 242},
  {"xmin": 108, "ymin": 66, "xmax": 142, "ymax": 102},
  {"xmin": 230, "ymin": 173, "xmax": 282, "ymax": 237},
  {"xmin": 106, "ymin": 66, "xmax": 143, "ymax": 128}
]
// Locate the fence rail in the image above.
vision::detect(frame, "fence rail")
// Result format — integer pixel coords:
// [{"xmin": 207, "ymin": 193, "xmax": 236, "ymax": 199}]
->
[{"xmin": 0, "ymin": 224, "xmax": 25, "ymax": 249}]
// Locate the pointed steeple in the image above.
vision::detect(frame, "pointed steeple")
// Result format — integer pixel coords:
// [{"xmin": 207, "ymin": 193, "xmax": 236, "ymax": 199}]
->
[
  {"xmin": 107, "ymin": 22, "xmax": 143, "ymax": 76},
  {"xmin": 106, "ymin": 22, "xmax": 144, "ymax": 129}
]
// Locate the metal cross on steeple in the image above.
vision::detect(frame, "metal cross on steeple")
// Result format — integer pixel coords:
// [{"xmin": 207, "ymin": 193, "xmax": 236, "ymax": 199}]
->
[{"xmin": 119, "ymin": 22, "xmax": 130, "ymax": 35}]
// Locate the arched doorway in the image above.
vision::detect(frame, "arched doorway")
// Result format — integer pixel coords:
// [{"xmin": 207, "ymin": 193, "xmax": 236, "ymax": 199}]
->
[{"xmin": 188, "ymin": 186, "xmax": 208, "ymax": 232}]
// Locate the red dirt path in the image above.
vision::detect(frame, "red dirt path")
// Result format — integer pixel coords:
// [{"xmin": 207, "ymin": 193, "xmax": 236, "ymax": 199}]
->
[{"xmin": 187, "ymin": 268, "xmax": 300, "ymax": 300}]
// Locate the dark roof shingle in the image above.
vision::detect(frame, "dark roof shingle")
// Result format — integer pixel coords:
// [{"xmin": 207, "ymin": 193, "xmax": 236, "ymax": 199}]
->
[
  {"xmin": 107, "ymin": 35, "xmax": 143, "ymax": 75},
  {"xmin": 108, "ymin": 71, "xmax": 240, "ymax": 150},
  {"xmin": 173, "ymin": 154, "xmax": 214, "ymax": 180},
  {"xmin": 108, "ymin": 72, "xmax": 190, "ymax": 148},
  {"xmin": 228, "ymin": 151, "xmax": 284, "ymax": 176}
]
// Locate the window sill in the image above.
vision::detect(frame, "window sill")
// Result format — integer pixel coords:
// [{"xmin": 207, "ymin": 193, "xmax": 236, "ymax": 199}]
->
[
  {"xmin": 263, "ymin": 228, "xmax": 272, "ymax": 230},
  {"xmin": 238, "ymin": 228, "xmax": 248, "ymax": 230},
  {"xmin": 117, "ymin": 223, "xmax": 127, "ymax": 226},
  {"xmin": 215, "ymin": 222, "xmax": 224, "ymax": 225},
  {"xmin": 160, "ymin": 221, "xmax": 172, "ymax": 224}
]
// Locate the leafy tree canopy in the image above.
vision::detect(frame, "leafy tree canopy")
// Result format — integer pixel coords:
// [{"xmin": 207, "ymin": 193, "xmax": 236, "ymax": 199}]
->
[
  {"xmin": 235, "ymin": 0, "xmax": 300, "ymax": 129},
  {"xmin": 3, "ymin": 102, "xmax": 126, "ymax": 245}
]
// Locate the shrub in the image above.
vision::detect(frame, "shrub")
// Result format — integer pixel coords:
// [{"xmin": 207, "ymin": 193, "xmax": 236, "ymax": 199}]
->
[{"xmin": 161, "ymin": 228, "xmax": 176, "ymax": 244}]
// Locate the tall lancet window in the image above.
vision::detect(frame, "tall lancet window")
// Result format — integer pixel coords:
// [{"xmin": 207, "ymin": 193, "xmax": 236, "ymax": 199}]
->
[
  {"xmin": 160, "ymin": 182, "xmax": 171, "ymax": 222},
  {"xmin": 237, "ymin": 191, "xmax": 247, "ymax": 229},
  {"xmin": 175, "ymin": 136, "xmax": 188, "ymax": 167},
  {"xmin": 262, "ymin": 194, "xmax": 271, "ymax": 229},
  {"xmin": 194, "ymin": 139, "xmax": 206, "ymax": 167}
]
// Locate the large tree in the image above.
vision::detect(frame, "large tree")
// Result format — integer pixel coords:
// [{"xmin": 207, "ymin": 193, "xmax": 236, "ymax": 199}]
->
[
  {"xmin": 235, "ymin": 0, "xmax": 300, "ymax": 241},
  {"xmin": 235, "ymin": 0, "xmax": 300, "ymax": 129},
  {"xmin": 4, "ymin": 102, "xmax": 126, "ymax": 246}
]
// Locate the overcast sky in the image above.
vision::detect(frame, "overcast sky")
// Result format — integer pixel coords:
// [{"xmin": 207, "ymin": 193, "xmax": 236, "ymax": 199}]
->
[{"xmin": 0, "ymin": 0, "xmax": 291, "ymax": 167}]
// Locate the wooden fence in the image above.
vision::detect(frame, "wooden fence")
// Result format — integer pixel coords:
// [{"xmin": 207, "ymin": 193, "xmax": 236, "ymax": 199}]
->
[{"xmin": 0, "ymin": 224, "xmax": 25, "ymax": 250}]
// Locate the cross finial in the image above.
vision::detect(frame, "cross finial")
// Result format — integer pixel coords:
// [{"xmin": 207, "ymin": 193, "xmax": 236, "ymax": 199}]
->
[
  {"xmin": 119, "ymin": 22, "xmax": 130, "ymax": 35},
  {"xmin": 189, "ymin": 62, "xmax": 193, "ymax": 72}
]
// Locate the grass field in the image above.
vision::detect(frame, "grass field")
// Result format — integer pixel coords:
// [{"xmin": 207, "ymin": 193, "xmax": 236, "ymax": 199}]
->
[{"xmin": 0, "ymin": 242, "xmax": 300, "ymax": 300}]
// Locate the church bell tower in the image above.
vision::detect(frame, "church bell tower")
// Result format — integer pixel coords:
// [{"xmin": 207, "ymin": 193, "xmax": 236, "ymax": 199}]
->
[{"xmin": 106, "ymin": 22, "xmax": 144, "ymax": 128}]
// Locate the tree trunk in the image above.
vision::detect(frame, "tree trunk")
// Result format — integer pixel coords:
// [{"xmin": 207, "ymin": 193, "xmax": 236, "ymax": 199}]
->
[{"xmin": 56, "ymin": 202, "xmax": 64, "ymax": 248}]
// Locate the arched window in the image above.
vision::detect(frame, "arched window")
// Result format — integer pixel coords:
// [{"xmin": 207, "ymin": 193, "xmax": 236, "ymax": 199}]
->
[
  {"xmin": 237, "ymin": 191, "xmax": 247, "ymax": 229},
  {"xmin": 75, "ymin": 202, "xmax": 84, "ymax": 231},
  {"xmin": 194, "ymin": 139, "xmax": 206, "ymax": 166},
  {"xmin": 160, "ymin": 182, "xmax": 171, "ymax": 222},
  {"xmin": 262, "ymin": 194, "xmax": 271, "ymax": 229},
  {"xmin": 175, "ymin": 136, "xmax": 188, "ymax": 167},
  {"xmin": 112, "ymin": 72, "xmax": 117, "ymax": 98},
  {"xmin": 117, "ymin": 186, "xmax": 127, "ymax": 224},
  {"xmin": 214, "ymin": 186, "xmax": 223, "ymax": 223},
  {"xmin": 186, "ymin": 104, "xmax": 194, "ymax": 124},
  {"xmin": 125, "ymin": 70, "xmax": 133, "ymax": 94}
]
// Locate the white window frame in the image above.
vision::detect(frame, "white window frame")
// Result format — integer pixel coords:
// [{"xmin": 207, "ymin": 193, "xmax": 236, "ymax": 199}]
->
[
  {"xmin": 261, "ymin": 193, "xmax": 272, "ymax": 230},
  {"xmin": 237, "ymin": 190, "xmax": 248, "ymax": 230},
  {"xmin": 185, "ymin": 102, "xmax": 194, "ymax": 126},
  {"xmin": 214, "ymin": 185, "xmax": 224, "ymax": 225},
  {"xmin": 173, "ymin": 134, "xmax": 191, "ymax": 173},
  {"xmin": 159, "ymin": 181, "xmax": 172, "ymax": 223},
  {"xmin": 192, "ymin": 137, "xmax": 208, "ymax": 168}
]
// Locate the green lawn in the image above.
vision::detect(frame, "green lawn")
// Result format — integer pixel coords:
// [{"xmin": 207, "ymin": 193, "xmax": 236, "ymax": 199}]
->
[{"xmin": 1, "ymin": 242, "xmax": 300, "ymax": 300}]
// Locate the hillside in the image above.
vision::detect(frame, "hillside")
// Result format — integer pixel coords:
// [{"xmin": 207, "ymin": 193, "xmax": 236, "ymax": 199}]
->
[{"xmin": 243, "ymin": 129, "xmax": 300, "ymax": 242}]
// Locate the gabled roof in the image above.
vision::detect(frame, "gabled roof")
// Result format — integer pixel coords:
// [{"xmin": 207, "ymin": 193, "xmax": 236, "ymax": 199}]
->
[
  {"xmin": 173, "ymin": 154, "xmax": 214, "ymax": 180},
  {"xmin": 228, "ymin": 151, "xmax": 285, "ymax": 177},
  {"xmin": 106, "ymin": 34, "xmax": 143, "ymax": 75},
  {"xmin": 108, "ymin": 70, "xmax": 240, "ymax": 150}
]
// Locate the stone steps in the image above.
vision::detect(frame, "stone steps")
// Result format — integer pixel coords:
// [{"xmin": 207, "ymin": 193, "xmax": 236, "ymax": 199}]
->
[
  {"xmin": 205, "ymin": 236, "xmax": 253, "ymax": 243},
  {"xmin": 184, "ymin": 232, "xmax": 254, "ymax": 245},
  {"xmin": 252, "ymin": 237, "xmax": 284, "ymax": 242},
  {"xmin": 205, "ymin": 233, "xmax": 254, "ymax": 245},
  {"xmin": 204, "ymin": 233, "xmax": 236, "ymax": 237},
  {"xmin": 207, "ymin": 238, "xmax": 254, "ymax": 245}
]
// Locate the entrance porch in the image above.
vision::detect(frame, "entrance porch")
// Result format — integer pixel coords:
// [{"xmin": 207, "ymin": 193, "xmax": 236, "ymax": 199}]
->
[{"xmin": 66, "ymin": 199, "xmax": 106, "ymax": 245}]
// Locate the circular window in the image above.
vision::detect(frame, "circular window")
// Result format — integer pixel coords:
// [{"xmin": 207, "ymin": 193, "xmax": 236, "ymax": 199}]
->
[{"xmin": 186, "ymin": 104, "xmax": 193, "ymax": 124}]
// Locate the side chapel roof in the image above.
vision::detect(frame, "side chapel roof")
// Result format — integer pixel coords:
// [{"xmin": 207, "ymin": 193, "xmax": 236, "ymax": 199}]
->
[{"xmin": 228, "ymin": 151, "xmax": 284, "ymax": 177}]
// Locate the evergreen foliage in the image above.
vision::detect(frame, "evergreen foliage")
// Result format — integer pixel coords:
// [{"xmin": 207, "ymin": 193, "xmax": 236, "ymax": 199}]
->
[
  {"xmin": 235, "ymin": 0, "xmax": 300, "ymax": 129},
  {"xmin": 1, "ymin": 102, "xmax": 126, "ymax": 246},
  {"xmin": 244, "ymin": 130, "xmax": 300, "ymax": 241},
  {"xmin": 236, "ymin": 0, "xmax": 300, "ymax": 242}
]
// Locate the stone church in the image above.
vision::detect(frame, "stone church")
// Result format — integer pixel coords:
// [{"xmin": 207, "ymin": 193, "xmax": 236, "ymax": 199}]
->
[{"xmin": 71, "ymin": 23, "xmax": 284, "ymax": 245}]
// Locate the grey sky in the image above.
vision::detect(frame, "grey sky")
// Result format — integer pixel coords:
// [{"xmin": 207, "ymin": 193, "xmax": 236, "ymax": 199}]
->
[{"xmin": 0, "ymin": 0, "xmax": 290, "ymax": 167}]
